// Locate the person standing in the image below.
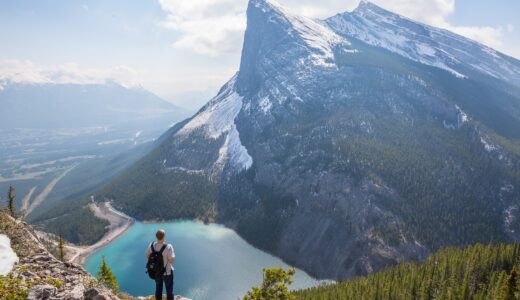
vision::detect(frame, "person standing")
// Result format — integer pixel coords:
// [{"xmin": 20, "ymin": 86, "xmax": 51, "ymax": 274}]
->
[{"xmin": 146, "ymin": 229, "xmax": 175, "ymax": 300}]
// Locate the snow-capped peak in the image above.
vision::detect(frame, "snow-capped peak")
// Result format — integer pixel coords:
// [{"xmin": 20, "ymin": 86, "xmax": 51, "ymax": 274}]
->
[
  {"xmin": 354, "ymin": 0, "xmax": 382, "ymax": 13},
  {"xmin": 327, "ymin": 1, "xmax": 520, "ymax": 85},
  {"xmin": 248, "ymin": 0, "xmax": 348, "ymax": 67}
]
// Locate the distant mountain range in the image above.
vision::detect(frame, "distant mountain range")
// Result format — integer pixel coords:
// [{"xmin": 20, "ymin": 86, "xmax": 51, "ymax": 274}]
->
[
  {"xmin": 0, "ymin": 81, "xmax": 188, "ymax": 225},
  {"xmin": 41, "ymin": 0, "xmax": 520, "ymax": 280},
  {"xmin": 0, "ymin": 81, "xmax": 186, "ymax": 129}
]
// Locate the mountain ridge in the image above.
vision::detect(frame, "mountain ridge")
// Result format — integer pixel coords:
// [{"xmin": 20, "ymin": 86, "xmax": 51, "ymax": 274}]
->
[
  {"xmin": 0, "ymin": 81, "xmax": 186, "ymax": 129},
  {"xmin": 327, "ymin": 0, "xmax": 520, "ymax": 85}
]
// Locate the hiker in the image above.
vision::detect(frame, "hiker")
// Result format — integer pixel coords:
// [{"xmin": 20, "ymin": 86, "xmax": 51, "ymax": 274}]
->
[{"xmin": 146, "ymin": 229, "xmax": 175, "ymax": 300}]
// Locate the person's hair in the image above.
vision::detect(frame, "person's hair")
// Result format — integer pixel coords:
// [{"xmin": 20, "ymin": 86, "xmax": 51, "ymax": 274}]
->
[{"xmin": 156, "ymin": 229, "xmax": 165, "ymax": 241}]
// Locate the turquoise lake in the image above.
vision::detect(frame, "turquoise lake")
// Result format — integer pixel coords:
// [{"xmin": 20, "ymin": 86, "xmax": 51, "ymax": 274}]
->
[{"xmin": 85, "ymin": 221, "xmax": 321, "ymax": 299}]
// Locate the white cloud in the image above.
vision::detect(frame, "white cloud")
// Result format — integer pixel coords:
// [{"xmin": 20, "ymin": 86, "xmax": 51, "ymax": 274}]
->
[
  {"xmin": 446, "ymin": 25, "xmax": 503, "ymax": 49},
  {"xmin": 366, "ymin": 0, "xmax": 504, "ymax": 50},
  {"xmin": 158, "ymin": 0, "xmax": 248, "ymax": 56},
  {"xmin": 277, "ymin": 0, "xmax": 357, "ymax": 18},
  {"xmin": 370, "ymin": 0, "xmax": 455, "ymax": 25},
  {"xmin": 0, "ymin": 60, "xmax": 140, "ymax": 88},
  {"xmin": 158, "ymin": 0, "xmax": 509, "ymax": 57}
]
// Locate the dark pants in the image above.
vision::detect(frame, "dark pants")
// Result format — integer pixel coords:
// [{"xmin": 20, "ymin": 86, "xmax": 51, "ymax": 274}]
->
[{"xmin": 155, "ymin": 273, "xmax": 174, "ymax": 300}]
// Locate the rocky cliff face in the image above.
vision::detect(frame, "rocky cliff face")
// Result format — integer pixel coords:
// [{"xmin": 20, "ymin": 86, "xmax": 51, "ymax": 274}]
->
[
  {"xmin": 0, "ymin": 212, "xmax": 189, "ymax": 299},
  {"xmin": 100, "ymin": 0, "xmax": 520, "ymax": 280},
  {"xmin": 1, "ymin": 212, "xmax": 121, "ymax": 299}
]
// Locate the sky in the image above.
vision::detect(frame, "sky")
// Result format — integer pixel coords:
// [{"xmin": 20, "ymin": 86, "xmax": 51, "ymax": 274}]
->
[{"xmin": 0, "ymin": 0, "xmax": 519, "ymax": 112}]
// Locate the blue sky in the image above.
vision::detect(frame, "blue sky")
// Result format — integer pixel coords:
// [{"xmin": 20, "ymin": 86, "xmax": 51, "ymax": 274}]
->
[{"xmin": 0, "ymin": 0, "xmax": 519, "ymax": 111}]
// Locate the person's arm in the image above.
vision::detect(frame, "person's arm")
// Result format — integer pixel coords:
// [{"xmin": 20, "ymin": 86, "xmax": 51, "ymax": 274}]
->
[{"xmin": 169, "ymin": 246, "xmax": 175, "ymax": 265}]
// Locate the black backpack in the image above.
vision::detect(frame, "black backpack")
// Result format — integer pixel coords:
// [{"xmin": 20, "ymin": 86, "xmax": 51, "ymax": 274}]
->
[{"xmin": 146, "ymin": 242, "xmax": 167, "ymax": 280}]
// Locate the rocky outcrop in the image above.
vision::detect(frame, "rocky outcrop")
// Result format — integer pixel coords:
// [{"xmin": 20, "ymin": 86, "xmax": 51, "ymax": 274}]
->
[
  {"xmin": 1, "ymin": 212, "xmax": 122, "ymax": 299},
  {"xmin": 0, "ymin": 212, "xmax": 190, "ymax": 300},
  {"xmin": 13, "ymin": 253, "xmax": 119, "ymax": 300}
]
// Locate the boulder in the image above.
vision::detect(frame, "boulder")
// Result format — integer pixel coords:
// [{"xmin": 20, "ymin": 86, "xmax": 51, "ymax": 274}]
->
[
  {"xmin": 65, "ymin": 284, "xmax": 86, "ymax": 300},
  {"xmin": 84, "ymin": 288, "xmax": 119, "ymax": 300},
  {"xmin": 27, "ymin": 284, "xmax": 57, "ymax": 300}
]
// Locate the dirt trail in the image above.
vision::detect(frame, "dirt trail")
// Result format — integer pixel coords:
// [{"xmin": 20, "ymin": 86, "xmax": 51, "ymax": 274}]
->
[{"xmin": 66, "ymin": 201, "xmax": 134, "ymax": 264}]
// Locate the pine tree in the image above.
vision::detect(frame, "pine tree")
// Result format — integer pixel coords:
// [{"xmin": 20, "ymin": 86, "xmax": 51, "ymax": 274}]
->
[
  {"xmin": 419, "ymin": 278, "xmax": 431, "ymax": 300},
  {"xmin": 243, "ymin": 268, "xmax": 296, "ymax": 300},
  {"xmin": 58, "ymin": 235, "xmax": 65, "ymax": 262},
  {"xmin": 97, "ymin": 256, "xmax": 118, "ymax": 290},
  {"xmin": 7, "ymin": 186, "xmax": 15, "ymax": 218},
  {"xmin": 460, "ymin": 272, "xmax": 471, "ymax": 299},
  {"xmin": 498, "ymin": 268, "xmax": 517, "ymax": 300},
  {"xmin": 295, "ymin": 244, "xmax": 520, "ymax": 300}
]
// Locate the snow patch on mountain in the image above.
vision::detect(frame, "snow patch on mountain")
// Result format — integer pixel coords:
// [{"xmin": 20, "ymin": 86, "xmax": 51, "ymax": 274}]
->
[
  {"xmin": 480, "ymin": 135, "xmax": 498, "ymax": 153},
  {"xmin": 254, "ymin": 0, "xmax": 348, "ymax": 67},
  {"xmin": 179, "ymin": 80, "xmax": 243, "ymax": 139},
  {"xmin": 326, "ymin": 10, "xmax": 464, "ymax": 78},
  {"xmin": 504, "ymin": 205, "xmax": 518, "ymax": 234},
  {"xmin": 215, "ymin": 124, "xmax": 253, "ymax": 172},
  {"xmin": 177, "ymin": 76, "xmax": 253, "ymax": 172},
  {"xmin": 0, "ymin": 234, "xmax": 18, "ymax": 275},
  {"xmin": 259, "ymin": 96, "xmax": 273, "ymax": 113},
  {"xmin": 326, "ymin": 1, "xmax": 520, "ymax": 84},
  {"xmin": 416, "ymin": 43, "xmax": 436, "ymax": 57},
  {"xmin": 443, "ymin": 105, "xmax": 469, "ymax": 129},
  {"xmin": 456, "ymin": 105, "xmax": 469, "ymax": 124}
]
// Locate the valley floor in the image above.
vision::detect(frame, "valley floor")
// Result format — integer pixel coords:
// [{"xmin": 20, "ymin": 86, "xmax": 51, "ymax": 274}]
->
[{"xmin": 66, "ymin": 201, "xmax": 134, "ymax": 264}]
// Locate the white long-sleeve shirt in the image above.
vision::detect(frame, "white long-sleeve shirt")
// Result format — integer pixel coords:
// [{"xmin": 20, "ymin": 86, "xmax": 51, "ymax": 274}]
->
[{"xmin": 146, "ymin": 241, "xmax": 175, "ymax": 275}]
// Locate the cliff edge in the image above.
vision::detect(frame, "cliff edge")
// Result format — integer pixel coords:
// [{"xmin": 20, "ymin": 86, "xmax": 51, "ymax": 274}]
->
[{"xmin": 0, "ymin": 211, "xmax": 189, "ymax": 300}]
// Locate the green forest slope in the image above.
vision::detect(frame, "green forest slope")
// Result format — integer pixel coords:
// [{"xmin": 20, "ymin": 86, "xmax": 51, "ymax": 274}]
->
[{"xmin": 295, "ymin": 243, "xmax": 520, "ymax": 299}]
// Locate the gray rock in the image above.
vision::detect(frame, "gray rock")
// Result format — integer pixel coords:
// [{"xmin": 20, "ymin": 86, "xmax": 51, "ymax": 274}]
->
[
  {"xmin": 32, "ymin": 255, "xmax": 52, "ymax": 262},
  {"xmin": 84, "ymin": 288, "xmax": 117, "ymax": 300},
  {"xmin": 22, "ymin": 270, "xmax": 36, "ymax": 277},
  {"xmin": 66, "ymin": 284, "xmax": 86, "ymax": 300},
  {"xmin": 27, "ymin": 284, "xmax": 57, "ymax": 300},
  {"xmin": 2, "ymin": 212, "xmax": 121, "ymax": 300}
]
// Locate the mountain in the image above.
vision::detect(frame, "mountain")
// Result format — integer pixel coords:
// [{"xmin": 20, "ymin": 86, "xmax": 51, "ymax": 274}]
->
[
  {"xmin": 61, "ymin": 0, "xmax": 520, "ymax": 280},
  {"xmin": 0, "ymin": 81, "xmax": 185, "ymax": 129}
]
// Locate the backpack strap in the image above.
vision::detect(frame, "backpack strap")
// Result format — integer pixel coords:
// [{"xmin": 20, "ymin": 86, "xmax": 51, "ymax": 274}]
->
[
  {"xmin": 150, "ymin": 242, "xmax": 157, "ymax": 253},
  {"xmin": 159, "ymin": 244, "xmax": 167, "ymax": 254}
]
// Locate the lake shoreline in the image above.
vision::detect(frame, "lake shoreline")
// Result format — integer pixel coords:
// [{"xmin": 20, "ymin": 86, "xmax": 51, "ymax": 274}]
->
[
  {"xmin": 83, "ymin": 220, "xmax": 325, "ymax": 299},
  {"xmin": 66, "ymin": 201, "xmax": 134, "ymax": 265},
  {"xmin": 79, "ymin": 208, "xmax": 331, "ymax": 284}
]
